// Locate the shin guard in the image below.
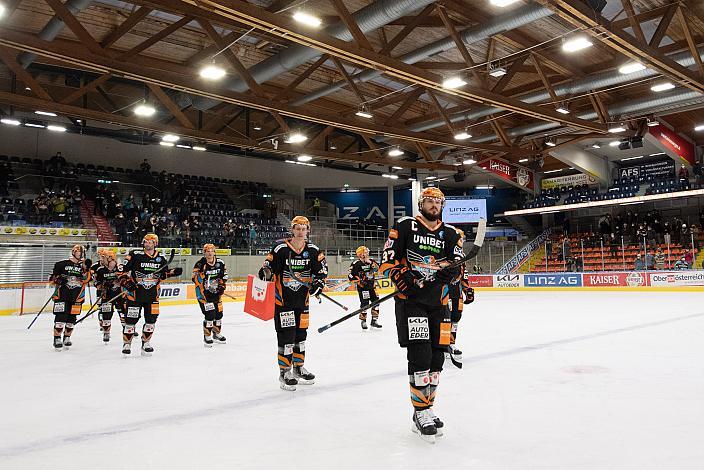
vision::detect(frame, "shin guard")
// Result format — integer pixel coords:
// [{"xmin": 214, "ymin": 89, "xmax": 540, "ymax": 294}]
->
[
  {"xmin": 409, "ymin": 370, "xmax": 431, "ymax": 411},
  {"xmin": 278, "ymin": 344, "xmax": 293, "ymax": 370}
]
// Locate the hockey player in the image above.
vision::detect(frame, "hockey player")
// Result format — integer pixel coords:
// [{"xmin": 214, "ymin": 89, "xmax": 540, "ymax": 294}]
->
[
  {"xmin": 446, "ymin": 262, "xmax": 474, "ymax": 362},
  {"xmin": 258, "ymin": 215, "xmax": 328, "ymax": 391},
  {"xmin": 92, "ymin": 249, "xmax": 123, "ymax": 343},
  {"xmin": 192, "ymin": 243, "xmax": 228, "ymax": 347},
  {"xmin": 50, "ymin": 245, "xmax": 91, "ymax": 350},
  {"xmin": 379, "ymin": 187, "xmax": 464, "ymax": 443},
  {"xmin": 348, "ymin": 245, "xmax": 381, "ymax": 330},
  {"xmin": 118, "ymin": 233, "xmax": 182, "ymax": 356}
]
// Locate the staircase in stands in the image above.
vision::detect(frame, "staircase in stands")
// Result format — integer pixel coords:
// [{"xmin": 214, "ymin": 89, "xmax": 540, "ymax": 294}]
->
[{"xmin": 80, "ymin": 199, "xmax": 117, "ymax": 242}]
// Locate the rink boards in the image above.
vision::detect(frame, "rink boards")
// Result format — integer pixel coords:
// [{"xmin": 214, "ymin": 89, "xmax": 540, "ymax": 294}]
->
[{"xmin": 2, "ymin": 272, "xmax": 703, "ymax": 315}]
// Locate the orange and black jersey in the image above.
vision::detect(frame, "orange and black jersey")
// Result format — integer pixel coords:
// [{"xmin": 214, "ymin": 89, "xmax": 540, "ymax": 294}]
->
[
  {"xmin": 93, "ymin": 264, "xmax": 121, "ymax": 300},
  {"xmin": 263, "ymin": 239, "xmax": 328, "ymax": 309},
  {"xmin": 348, "ymin": 259, "xmax": 380, "ymax": 290},
  {"xmin": 192, "ymin": 257, "xmax": 228, "ymax": 303},
  {"xmin": 379, "ymin": 216, "xmax": 464, "ymax": 306},
  {"xmin": 118, "ymin": 249, "xmax": 169, "ymax": 303},
  {"xmin": 51, "ymin": 259, "xmax": 90, "ymax": 303}
]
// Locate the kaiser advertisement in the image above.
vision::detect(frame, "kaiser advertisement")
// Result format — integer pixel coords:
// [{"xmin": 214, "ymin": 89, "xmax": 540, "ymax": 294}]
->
[
  {"xmin": 478, "ymin": 158, "xmax": 534, "ymax": 190},
  {"xmin": 583, "ymin": 272, "xmax": 648, "ymax": 287}
]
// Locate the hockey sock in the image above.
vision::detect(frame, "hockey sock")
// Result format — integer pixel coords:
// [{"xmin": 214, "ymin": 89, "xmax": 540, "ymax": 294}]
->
[
  {"xmin": 293, "ymin": 342, "xmax": 306, "ymax": 367},
  {"xmin": 123, "ymin": 325, "xmax": 135, "ymax": 344},
  {"xmin": 213, "ymin": 320, "xmax": 222, "ymax": 336},
  {"xmin": 451, "ymin": 322, "xmax": 458, "ymax": 345},
  {"xmin": 278, "ymin": 345, "xmax": 293, "ymax": 371},
  {"xmin": 64, "ymin": 323, "xmax": 74, "ymax": 338},
  {"xmin": 371, "ymin": 308, "xmax": 379, "ymax": 320},
  {"xmin": 142, "ymin": 323, "xmax": 155, "ymax": 343},
  {"xmin": 101, "ymin": 319, "xmax": 111, "ymax": 333},
  {"xmin": 359, "ymin": 311, "xmax": 367, "ymax": 321},
  {"xmin": 53, "ymin": 321, "xmax": 65, "ymax": 340},
  {"xmin": 409, "ymin": 370, "xmax": 431, "ymax": 410},
  {"xmin": 428, "ymin": 371, "xmax": 440, "ymax": 407},
  {"xmin": 203, "ymin": 320, "xmax": 213, "ymax": 338}
]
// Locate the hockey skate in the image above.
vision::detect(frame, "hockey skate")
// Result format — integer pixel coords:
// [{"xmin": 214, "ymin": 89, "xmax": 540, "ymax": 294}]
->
[
  {"xmin": 213, "ymin": 332, "xmax": 227, "ymax": 344},
  {"xmin": 203, "ymin": 335, "xmax": 214, "ymax": 348},
  {"xmin": 62, "ymin": 336, "xmax": 72, "ymax": 349},
  {"xmin": 370, "ymin": 319, "xmax": 382, "ymax": 329},
  {"xmin": 361, "ymin": 320, "xmax": 368, "ymax": 330},
  {"xmin": 279, "ymin": 369, "xmax": 298, "ymax": 391},
  {"xmin": 53, "ymin": 337, "xmax": 63, "ymax": 351},
  {"xmin": 292, "ymin": 366, "xmax": 315, "ymax": 385},
  {"xmin": 122, "ymin": 343, "xmax": 131, "ymax": 355},
  {"xmin": 445, "ymin": 345, "xmax": 463, "ymax": 361},
  {"xmin": 412, "ymin": 409, "xmax": 437, "ymax": 443},
  {"xmin": 427, "ymin": 408, "xmax": 444, "ymax": 437},
  {"xmin": 141, "ymin": 341, "xmax": 154, "ymax": 357}
]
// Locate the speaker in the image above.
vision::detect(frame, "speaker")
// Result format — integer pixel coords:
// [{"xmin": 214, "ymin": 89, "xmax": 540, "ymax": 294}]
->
[
  {"xmin": 618, "ymin": 141, "xmax": 631, "ymax": 150},
  {"xmin": 631, "ymin": 136, "xmax": 644, "ymax": 148},
  {"xmin": 453, "ymin": 170, "xmax": 466, "ymax": 182}
]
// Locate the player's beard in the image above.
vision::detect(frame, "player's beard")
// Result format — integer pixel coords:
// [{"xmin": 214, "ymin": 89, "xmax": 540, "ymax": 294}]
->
[{"xmin": 420, "ymin": 207, "xmax": 441, "ymax": 221}]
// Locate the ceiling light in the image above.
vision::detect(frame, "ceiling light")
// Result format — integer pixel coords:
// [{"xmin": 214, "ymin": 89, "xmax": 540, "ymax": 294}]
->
[
  {"xmin": 649, "ymin": 152, "xmax": 665, "ymax": 157},
  {"xmin": 408, "ymin": 177, "xmax": 416, "ymax": 181},
  {"xmin": 476, "ymin": 185, "xmax": 494, "ymax": 189},
  {"xmin": 545, "ymin": 138, "xmax": 556, "ymax": 147},
  {"xmin": 646, "ymin": 118, "xmax": 659, "ymax": 127},
  {"xmin": 47, "ymin": 125, "xmax": 66, "ymax": 132},
  {"xmin": 591, "ymin": 143, "xmax": 601, "ymax": 149},
  {"xmin": 651, "ymin": 82, "xmax": 675, "ymax": 92},
  {"xmin": 293, "ymin": 11, "xmax": 322, "ymax": 27},
  {"xmin": 35, "ymin": 111, "xmax": 57, "ymax": 117},
  {"xmin": 343, "ymin": 183, "xmax": 350, "ymax": 188},
  {"xmin": 489, "ymin": 0, "xmax": 519, "ymax": 6},
  {"xmin": 24, "ymin": 122, "xmax": 46, "ymax": 128},
  {"xmin": 199, "ymin": 64, "xmax": 226, "ymax": 80},
  {"xmin": 453, "ymin": 161, "xmax": 462, "ymax": 166},
  {"xmin": 608, "ymin": 125, "xmax": 626, "ymax": 133},
  {"xmin": 388, "ymin": 147, "xmax": 404, "ymax": 157},
  {"xmin": 162, "ymin": 134, "xmax": 179, "ymax": 142},
  {"xmin": 176, "ymin": 144, "xmax": 192, "ymax": 149},
  {"xmin": 285, "ymin": 132, "xmax": 307, "ymax": 144},
  {"xmin": 618, "ymin": 62, "xmax": 646, "ymax": 74},
  {"xmin": 454, "ymin": 130, "xmax": 472, "ymax": 140},
  {"xmin": 556, "ymin": 105, "xmax": 570, "ymax": 114},
  {"xmin": 425, "ymin": 175, "xmax": 436, "ymax": 180},
  {"xmin": 252, "ymin": 123, "xmax": 262, "ymax": 131},
  {"xmin": 134, "ymin": 103, "xmax": 156, "ymax": 117},
  {"xmin": 391, "ymin": 166, "xmax": 403, "ymax": 170},
  {"xmin": 519, "ymin": 158, "xmax": 529, "ymax": 162},
  {"xmin": 609, "ymin": 140, "xmax": 621, "ymax": 147},
  {"xmin": 695, "ymin": 124, "xmax": 704, "ymax": 131},
  {"xmin": 562, "ymin": 36, "xmax": 592, "ymax": 53},
  {"xmin": 159, "ymin": 142, "xmax": 174, "ymax": 147},
  {"xmin": 544, "ymin": 169, "xmax": 562, "ymax": 174},
  {"xmin": 0, "ymin": 4, "xmax": 4, "ymax": 17},
  {"xmin": 329, "ymin": 143, "xmax": 337, "ymax": 150},
  {"xmin": 621, "ymin": 156, "xmax": 643, "ymax": 161},
  {"xmin": 193, "ymin": 146, "xmax": 207, "ymax": 151},
  {"xmin": 355, "ymin": 108, "xmax": 373, "ymax": 119},
  {"xmin": 488, "ymin": 66, "xmax": 507, "ymax": 77},
  {"xmin": 442, "ymin": 76, "xmax": 467, "ymax": 89},
  {"xmin": 297, "ymin": 155, "xmax": 313, "ymax": 162},
  {"xmin": 382, "ymin": 173, "xmax": 399, "ymax": 179},
  {"xmin": 1, "ymin": 118, "xmax": 21, "ymax": 126},
  {"xmin": 463, "ymin": 158, "xmax": 476, "ymax": 165}
]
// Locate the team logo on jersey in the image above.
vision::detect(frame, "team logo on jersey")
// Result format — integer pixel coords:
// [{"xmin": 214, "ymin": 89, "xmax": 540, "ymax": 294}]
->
[
  {"xmin": 156, "ymin": 257, "xmax": 162, "ymax": 262},
  {"xmin": 438, "ymin": 231, "xmax": 444, "ymax": 240},
  {"xmin": 136, "ymin": 272, "xmax": 159, "ymax": 289},
  {"xmin": 302, "ymin": 251, "xmax": 309, "ymax": 258},
  {"xmin": 407, "ymin": 251, "xmax": 443, "ymax": 279},
  {"xmin": 65, "ymin": 276, "xmax": 82, "ymax": 289}
]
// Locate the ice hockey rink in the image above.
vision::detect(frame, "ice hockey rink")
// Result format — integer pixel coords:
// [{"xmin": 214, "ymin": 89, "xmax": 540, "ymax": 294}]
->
[{"xmin": 1, "ymin": 290, "xmax": 703, "ymax": 470}]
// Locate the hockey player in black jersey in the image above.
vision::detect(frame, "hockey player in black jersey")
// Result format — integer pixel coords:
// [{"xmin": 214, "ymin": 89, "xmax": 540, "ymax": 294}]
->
[
  {"xmin": 192, "ymin": 243, "xmax": 228, "ymax": 347},
  {"xmin": 118, "ymin": 233, "xmax": 182, "ymax": 356},
  {"xmin": 348, "ymin": 245, "xmax": 381, "ymax": 330},
  {"xmin": 379, "ymin": 187, "xmax": 464, "ymax": 443},
  {"xmin": 91, "ymin": 249, "xmax": 123, "ymax": 343},
  {"xmin": 50, "ymin": 245, "xmax": 92, "ymax": 350},
  {"xmin": 446, "ymin": 261, "xmax": 474, "ymax": 362},
  {"xmin": 258, "ymin": 216, "xmax": 328, "ymax": 391}
]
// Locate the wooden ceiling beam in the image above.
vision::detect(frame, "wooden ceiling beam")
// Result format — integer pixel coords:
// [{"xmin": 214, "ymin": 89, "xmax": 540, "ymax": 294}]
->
[
  {"xmin": 621, "ymin": 0, "xmax": 647, "ymax": 45},
  {"xmin": 101, "ymin": 6, "xmax": 153, "ymax": 48},
  {"xmin": 531, "ymin": 54, "xmax": 559, "ymax": 105},
  {"xmin": 648, "ymin": 4, "xmax": 677, "ymax": 48},
  {"xmin": 380, "ymin": 4, "xmax": 436, "ymax": 55},
  {"xmin": 59, "ymin": 73, "xmax": 112, "ymax": 104},
  {"xmin": 331, "ymin": 56, "xmax": 366, "ymax": 103},
  {"xmin": 0, "ymin": 47, "xmax": 52, "ymax": 100},
  {"xmin": 675, "ymin": 5, "xmax": 704, "ymax": 79},
  {"xmin": 491, "ymin": 55, "xmax": 527, "ymax": 94},
  {"xmin": 43, "ymin": 0, "xmax": 104, "ymax": 56},
  {"xmin": 436, "ymin": 5, "xmax": 485, "ymax": 87},
  {"xmin": 426, "ymin": 88, "xmax": 455, "ymax": 134},
  {"xmin": 120, "ymin": 15, "xmax": 192, "ymax": 59},
  {"xmin": 415, "ymin": 142, "xmax": 434, "ymax": 163},
  {"xmin": 361, "ymin": 134, "xmax": 384, "ymax": 159},
  {"xmin": 202, "ymin": 105, "xmax": 240, "ymax": 132},
  {"xmin": 146, "ymin": 82, "xmax": 194, "ymax": 128},
  {"xmin": 588, "ymin": 93, "xmax": 609, "ymax": 124},
  {"xmin": 327, "ymin": 0, "xmax": 373, "ymax": 51},
  {"xmin": 384, "ymin": 87, "xmax": 424, "ymax": 126}
]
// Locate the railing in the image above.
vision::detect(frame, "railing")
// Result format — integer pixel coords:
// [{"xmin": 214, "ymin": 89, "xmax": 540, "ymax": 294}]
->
[{"xmin": 496, "ymin": 228, "xmax": 552, "ymax": 274}]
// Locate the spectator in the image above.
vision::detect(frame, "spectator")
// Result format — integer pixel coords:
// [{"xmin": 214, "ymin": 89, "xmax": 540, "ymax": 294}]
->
[
  {"xmin": 94, "ymin": 185, "xmax": 105, "ymax": 216},
  {"xmin": 113, "ymin": 212, "xmax": 126, "ymax": 242},
  {"xmin": 126, "ymin": 215, "xmax": 140, "ymax": 246},
  {"xmin": 678, "ymin": 165, "xmax": 690, "ymax": 182},
  {"xmin": 654, "ymin": 248, "xmax": 665, "ymax": 270},
  {"xmin": 249, "ymin": 223, "xmax": 257, "ymax": 246},
  {"xmin": 674, "ymin": 257, "xmax": 689, "ymax": 270},
  {"xmin": 633, "ymin": 254, "xmax": 645, "ymax": 271},
  {"xmin": 313, "ymin": 197, "xmax": 321, "ymax": 220},
  {"xmin": 472, "ymin": 264, "xmax": 483, "ymax": 274},
  {"xmin": 123, "ymin": 194, "xmax": 136, "ymax": 218},
  {"xmin": 684, "ymin": 248, "xmax": 695, "ymax": 269},
  {"xmin": 140, "ymin": 159, "xmax": 151, "ymax": 174},
  {"xmin": 645, "ymin": 251, "xmax": 655, "ymax": 270},
  {"xmin": 34, "ymin": 192, "xmax": 50, "ymax": 225},
  {"xmin": 694, "ymin": 160, "xmax": 703, "ymax": 189}
]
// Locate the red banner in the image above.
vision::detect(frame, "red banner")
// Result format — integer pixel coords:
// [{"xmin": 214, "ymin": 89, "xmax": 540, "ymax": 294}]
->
[
  {"xmin": 648, "ymin": 124, "xmax": 695, "ymax": 167},
  {"xmin": 243, "ymin": 274, "xmax": 275, "ymax": 321},
  {"xmin": 582, "ymin": 272, "xmax": 648, "ymax": 287},
  {"xmin": 478, "ymin": 158, "xmax": 534, "ymax": 190},
  {"xmin": 466, "ymin": 275, "xmax": 494, "ymax": 287}
]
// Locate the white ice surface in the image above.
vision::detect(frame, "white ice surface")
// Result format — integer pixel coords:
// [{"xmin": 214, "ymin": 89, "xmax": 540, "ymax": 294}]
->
[{"xmin": 1, "ymin": 291, "xmax": 703, "ymax": 469}]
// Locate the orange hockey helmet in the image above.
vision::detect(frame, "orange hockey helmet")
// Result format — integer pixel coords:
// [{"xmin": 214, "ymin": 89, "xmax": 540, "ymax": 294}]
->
[
  {"xmin": 291, "ymin": 215, "xmax": 310, "ymax": 228},
  {"xmin": 355, "ymin": 245, "xmax": 369, "ymax": 257},
  {"xmin": 203, "ymin": 243, "xmax": 216, "ymax": 253},
  {"xmin": 142, "ymin": 233, "xmax": 159, "ymax": 246}
]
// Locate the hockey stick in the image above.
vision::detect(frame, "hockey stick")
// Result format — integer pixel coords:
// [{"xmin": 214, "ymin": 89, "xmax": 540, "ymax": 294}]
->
[
  {"xmin": 76, "ymin": 290, "xmax": 126, "ymax": 324},
  {"xmin": 26, "ymin": 294, "xmax": 54, "ymax": 330},
  {"xmin": 286, "ymin": 254, "xmax": 349, "ymax": 311},
  {"xmin": 318, "ymin": 218, "xmax": 486, "ymax": 333}
]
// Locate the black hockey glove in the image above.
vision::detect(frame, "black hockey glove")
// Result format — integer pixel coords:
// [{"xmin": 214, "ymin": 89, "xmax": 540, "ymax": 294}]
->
[
  {"xmin": 216, "ymin": 284, "xmax": 226, "ymax": 296},
  {"xmin": 463, "ymin": 287, "xmax": 475, "ymax": 304},
  {"xmin": 390, "ymin": 268, "xmax": 419, "ymax": 295},
  {"xmin": 310, "ymin": 278, "xmax": 325, "ymax": 297},
  {"xmin": 84, "ymin": 259, "xmax": 92, "ymax": 270},
  {"xmin": 167, "ymin": 267, "xmax": 183, "ymax": 278},
  {"xmin": 258, "ymin": 266, "xmax": 272, "ymax": 281},
  {"xmin": 53, "ymin": 276, "xmax": 67, "ymax": 286},
  {"xmin": 435, "ymin": 265, "xmax": 461, "ymax": 284},
  {"xmin": 121, "ymin": 277, "xmax": 137, "ymax": 291}
]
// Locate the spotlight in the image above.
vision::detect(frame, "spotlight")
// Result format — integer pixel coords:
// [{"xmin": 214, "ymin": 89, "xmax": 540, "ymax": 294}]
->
[
  {"xmin": 1, "ymin": 118, "xmax": 21, "ymax": 126},
  {"xmin": 488, "ymin": 65, "xmax": 507, "ymax": 77},
  {"xmin": 388, "ymin": 147, "xmax": 404, "ymax": 157},
  {"xmin": 555, "ymin": 105, "xmax": 570, "ymax": 114},
  {"xmin": 285, "ymin": 132, "xmax": 307, "ymax": 144},
  {"xmin": 453, "ymin": 129, "xmax": 472, "ymax": 140},
  {"xmin": 355, "ymin": 106, "xmax": 373, "ymax": 119},
  {"xmin": 162, "ymin": 134, "xmax": 179, "ymax": 142},
  {"xmin": 199, "ymin": 63, "xmax": 226, "ymax": 80},
  {"xmin": 562, "ymin": 36, "xmax": 592, "ymax": 53},
  {"xmin": 47, "ymin": 125, "xmax": 67, "ymax": 132},
  {"xmin": 490, "ymin": 0, "xmax": 519, "ymax": 6},
  {"xmin": 134, "ymin": 103, "xmax": 156, "ymax": 117},
  {"xmin": 442, "ymin": 76, "xmax": 467, "ymax": 89},
  {"xmin": 608, "ymin": 124, "xmax": 626, "ymax": 133},
  {"xmin": 591, "ymin": 143, "xmax": 601, "ymax": 149},
  {"xmin": 297, "ymin": 155, "xmax": 313, "ymax": 162},
  {"xmin": 192, "ymin": 146, "xmax": 207, "ymax": 151},
  {"xmin": 293, "ymin": 11, "xmax": 322, "ymax": 27},
  {"xmin": 618, "ymin": 62, "xmax": 646, "ymax": 74},
  {"xmin": 646, "ymin": 118, "xmax": 659, "ymax": 127},
  {"xmin": 35, "ymin": 111, "xmax": 57, "ymax": 117},
  {"xmin": 651, "ymin": 82, "xmax": 675, "ymax": 92}
]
